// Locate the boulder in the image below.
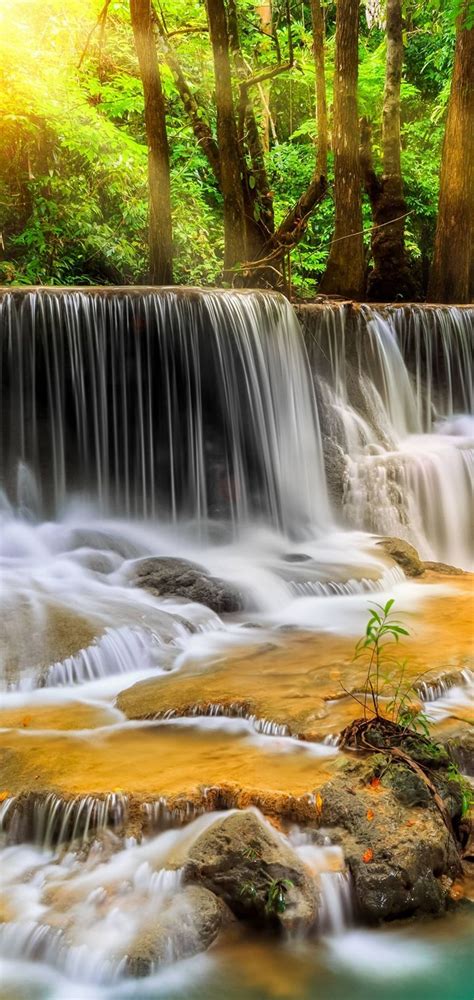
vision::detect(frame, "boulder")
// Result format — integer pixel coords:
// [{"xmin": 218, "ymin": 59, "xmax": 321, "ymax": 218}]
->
[
  {"xmin": 126, "ymin": 885, "xmax": 232, "ymax": 976},
  {"xmin": 377, "ymin": 537, "xmax": 424, "ymax": 576},
  {"xmin": 317, "ymin": 760, "xmax": 460, "ymax": 922},
  {"xmin": 130, "ymin": 556, "xmax": 244, "ymax": 614},
  {"xmin": 184, "ymin": 810, "xmax": 317, "ymax": 931}
]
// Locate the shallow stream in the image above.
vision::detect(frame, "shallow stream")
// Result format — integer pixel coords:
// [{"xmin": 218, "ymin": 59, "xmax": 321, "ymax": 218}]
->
[{"xmin": 0, "ymin": 289, "xmax": 472, "ymax": 998}]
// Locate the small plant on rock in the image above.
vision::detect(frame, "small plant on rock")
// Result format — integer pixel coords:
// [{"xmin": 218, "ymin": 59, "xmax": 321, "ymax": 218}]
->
[
  {"xmin": 264, "ymin": 877, "xmax": 294, "ymax": 915},
  {"xmin": 340, "ymin": 598, "xmax": 470, "ymax": 842},
  {"xmin": 239, "ymin": 861, "xmax": 294, "ymax": 917}
]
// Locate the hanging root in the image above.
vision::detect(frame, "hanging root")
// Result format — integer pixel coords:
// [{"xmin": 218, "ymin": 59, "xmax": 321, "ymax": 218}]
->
[{"xmin": 340, "ymin": 716, "xmax": 457, "ymax": 842}]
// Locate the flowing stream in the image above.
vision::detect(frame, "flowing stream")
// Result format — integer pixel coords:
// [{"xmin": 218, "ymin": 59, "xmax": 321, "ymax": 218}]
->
[{"xmin": 0, "ymin": 288, "xmax": 472, "ymax": 998}]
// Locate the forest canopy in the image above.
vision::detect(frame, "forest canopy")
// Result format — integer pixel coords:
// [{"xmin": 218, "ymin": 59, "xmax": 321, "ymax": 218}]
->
[{"xmin": 0, "ymin": 0, "xmax": 472, "ymax": 299}]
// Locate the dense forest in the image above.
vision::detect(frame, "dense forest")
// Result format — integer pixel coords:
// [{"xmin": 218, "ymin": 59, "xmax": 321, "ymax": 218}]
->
[{"xmin": 0, "ymin": 0, "xmax": 472, "ymax": 300}]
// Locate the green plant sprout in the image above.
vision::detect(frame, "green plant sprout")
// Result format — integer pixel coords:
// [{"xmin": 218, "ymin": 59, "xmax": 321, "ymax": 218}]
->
[{"xmin": 353, "ymin": 597, "xmax": 430, "ymax": 734}]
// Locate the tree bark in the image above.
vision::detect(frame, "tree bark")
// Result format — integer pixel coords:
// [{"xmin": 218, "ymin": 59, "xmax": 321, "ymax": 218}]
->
[
  {"xmin": 310, "ymin": 0, "xmax": 328, "ymax": 181},
  {"xmin": 130, "ymin": 0, "xmax": 173, "ymax": 284},
  {"xmin": 257, "ymin": 0, "xmax": 273, "ymax": 152},
  {"xmin": 319, "ymin": 0, "xmax": 365, "ymax": 299},
  {"xmin": 239, "ymin": 171, "xmax": 327, "ymax": 286},
  {"xmin": 206, "ymin": 0, "xmax": 247, "ymax": 277},
  {"xmin": 428, "ymin": 3, "xmax": 474, "ymax": 303},
  {"xmin": 152, "ymin": 7, "xmax": 222, "ymax": 185},
  {"xmin": 227, "ymin": 0, "xmax": 274, "ymax": 260},
  {"xmin": 365, "ymin": 0, "xmax": 416, "ymax": 300}
]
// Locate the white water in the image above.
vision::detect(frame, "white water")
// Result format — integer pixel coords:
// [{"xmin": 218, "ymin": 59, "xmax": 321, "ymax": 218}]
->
[
  {"xmin": 304, "ymin": 303, "xmax": 473, "ymax": 568},
  {"xmin": 0, "ymin": 289, "xmax": 472, "ymax": 997}
]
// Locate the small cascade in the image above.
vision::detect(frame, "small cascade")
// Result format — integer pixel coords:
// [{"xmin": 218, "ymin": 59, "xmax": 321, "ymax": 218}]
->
[
  {"xmin": 19, "ymin": 626, "xmax": 166, "ymax": 690},
  {"xmin": 300, "ymin": 302, "xmax": 473, "ymax": 568},
  {"xmin": 289, "ymin": 829, "xmax": 354, "ymax": 935},
  {"xmin": 287, "ymin": 563, "xmax": 404, "ymax": 597},
  {"xmin": 0, "ymin": 289, "xmax": 328, "ymax": 538},
  {"xmin": 0, "ymin": 792, "xmax": 129, "ymax": 848}
]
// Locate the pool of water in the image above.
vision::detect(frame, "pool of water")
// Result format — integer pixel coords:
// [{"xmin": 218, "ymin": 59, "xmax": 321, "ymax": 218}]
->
[{"xmin": 1, "ymin": 908, "xmax": 472, "ymax": 1000}]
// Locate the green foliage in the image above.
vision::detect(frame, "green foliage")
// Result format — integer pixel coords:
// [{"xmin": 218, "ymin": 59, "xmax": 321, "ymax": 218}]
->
[
  {"xmin": 264, "ymin": 878, "xmax": 294, "ymax": 916},
  {"xmin": 0, "ymin": 0, "xmax": 459, "ymax": 288},
  {"xmin": 354, "ymin": 598, "xmax": 422, "ymax": 727},
  {"xmin": 446, "ymin": 763, "xmax": 473, "ymax": 819},
  {"xmin": 239, "ymin": 873, "xmax": 294, "ymax": 916}
]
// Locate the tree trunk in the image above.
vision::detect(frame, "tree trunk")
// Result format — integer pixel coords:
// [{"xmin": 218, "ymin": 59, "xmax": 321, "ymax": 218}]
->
[
  {"xmin": 152, "ymin": 9, "xmax": 221, "ymax": 185},
  {"xmin": 206, "ymin": 0, "xmax": 247, "ymax": 278},
  {"xmin": 319, "ymin": 0, "xmax": 365, "ymax": 299},
  {"xmin": 310, "ymin": 0, "xmax": 328, "ymax": 180},
  {"xmin": 130, "ymin": 0, "xmax": 173, "ymax": 284},
  {"xmin": 365, "ymin": 0, "xmax": 416, "ymax": 300},
  {"xmin": 428, "ymin": 3, "xmax": 474, "ymax": 303},
  {"xmin": 227, "ymin": 0, "xmax": 274, "ymax": 261},
  {"xmin": 257, "ymin": 0, "xmax": 273, "ymax": 152}
]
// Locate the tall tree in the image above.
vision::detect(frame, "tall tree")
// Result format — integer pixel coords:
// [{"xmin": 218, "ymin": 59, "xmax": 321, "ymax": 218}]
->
[
  {"xmin": 256, "ymin": 0, "xmax": 273, "ymax": 151},
  {"xmin": 428, "ymin": 2, "xmax": 474, "ymax": 303},
  {"xmin": 206, "ymin": 0, "xmax": 247, "ymax": 278},
  {"xmin": 319, "ymin": 0, "xmax": 365, "ymax": 299},
  {"xmin": 130, "ymin": 0, "xmax": 173, "ymax": 284},
  {"xmin": 310, "ymin": 0, "xmax": 328, "ymax": 183},
  {"xmin": 227, "ymin": 0, "xmax": 275, "ymax": 260},
  {"xmin": 362, "ymin": 0, "xmax": 416, "ymax": 300}
]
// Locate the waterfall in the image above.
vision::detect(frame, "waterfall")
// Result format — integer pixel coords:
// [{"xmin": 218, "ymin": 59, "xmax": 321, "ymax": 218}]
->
[
  {"xmin": 0, "ymin": 288, "xmax": 328, "ymax": 538},
  {"xmin": 299, "ymin": 302, "xmax": 473, "ymax": 568}
]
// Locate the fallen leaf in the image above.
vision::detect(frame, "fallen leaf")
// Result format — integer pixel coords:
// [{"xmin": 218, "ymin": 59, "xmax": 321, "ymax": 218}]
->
[
  {"xmin": 449, "ymin": 882, "xmax": 464, "ymax": 901},
  {"xmin": 406, "ymin": 819, "xmax": 416, "ymax": 827},
  {"xmin": 315, "ymin": 793, "xmax": 323, "ymax": 816},
  {"xmin": 0, "ymin": 790, "xmax": 11, "ymax": 802},
  {"xmin": 369, "ymin": 777, "xmax": 381, "ymax": 789},
  {"xmin": 362, "ymin": 848, "xmax": 374, "ymax": 863},
  {"xmin": 366, "ymin": 809, "xmax": 374, "ymax": 821}
]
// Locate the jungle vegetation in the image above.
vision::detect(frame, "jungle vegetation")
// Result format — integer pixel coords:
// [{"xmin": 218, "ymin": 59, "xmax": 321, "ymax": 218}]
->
[{"xmin": 0, "ymin": 0, "xmax": 472, "ymax": 300}]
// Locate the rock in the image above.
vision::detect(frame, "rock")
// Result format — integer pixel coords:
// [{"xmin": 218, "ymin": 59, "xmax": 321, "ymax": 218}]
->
[
  {"xmin": 423, "ymin": 560, "xmax": 465, "ymax": 576},
  {"xmin": 441, "ymin": 728, "xmax": 474, "ymax": 777},
  {"xmin": 317, "ymin": 760, "xmax": 460, "ymax": 922},
  {"xmin": 183, "ymin": 810, "xmax": 317, "ymax": 931},
  {"xmin": 129, "ymin": 556, "xmax": 244, "ymax": 614},
  {"xmin": 283, "ymin": 553, "xmax": 312, "ymax": 563},
  {"xmin": 377, "ymin": 537, "xmax": 424, "ymax": 576},
  {"xmin": 126, "ymin": 885, "xmax": 232, "ymax": 976}
]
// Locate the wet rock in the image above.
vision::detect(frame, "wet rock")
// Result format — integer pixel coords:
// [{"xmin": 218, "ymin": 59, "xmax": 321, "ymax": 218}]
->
[
  {"xmin": 377, "ymin": 537, "xmax": 424, "ymax": 576},
  {"xmin": 130, "ymin": 556, "xmax": 244, "ymax": 614},
  {"xmin": 423, "ymin": 560, "xmax": 465, "ymax": 576},
  {"xmin": 441, "ymin": 728, "xmax": 474, "ymax": 777},
  {"xmin": 184, "ymin": 810, "xmax": 317, "ymax": 931},
  {"xmin": 318, "ymin": 760, "xmax": 460, "ymax": 922},
  {"xmin": 126, "ymin": 885, "xmax": 232, "ymax": 976},
  {"xmin": 283, "ymin": 553, "xmax": 312, "ymax": 563}
]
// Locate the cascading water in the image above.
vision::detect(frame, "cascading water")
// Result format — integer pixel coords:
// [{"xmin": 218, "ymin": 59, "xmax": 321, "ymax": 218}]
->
[
  {"xmin": 1, "ymin": 287, "xmax": 473, "ymax": 1000},
  {"xmin": 0, "ymin": 289, "xmax": 328, "ymax": 535},
  {"xmin": 300, "ymin": 302, "xmax": 473, "ymax": 569}
]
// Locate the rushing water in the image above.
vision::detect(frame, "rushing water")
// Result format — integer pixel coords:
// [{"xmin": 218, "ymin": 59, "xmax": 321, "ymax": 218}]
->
[
  {"xmin": 301, "ymin": 302, "xmax": 473, "ymax": 567},
  {"xmin": 0, "ymin": 289, "xmax": 472, "ymax": 998}
]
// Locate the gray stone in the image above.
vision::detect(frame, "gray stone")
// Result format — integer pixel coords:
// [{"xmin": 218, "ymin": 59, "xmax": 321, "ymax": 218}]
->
[
  {"xmin": 126, "ymin": 885, "xmax": 232, "ymax": 976},
  {"xmin": 183, "ymin": 810, "xmax": 317, "ymax": 931},
  {"xmin": 317, "ymin": 760, "xmax": 460, "ymax": 922},
  {"xmin": 130, "ymin": 556, "xmax": 244, "ymax": 614}
]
